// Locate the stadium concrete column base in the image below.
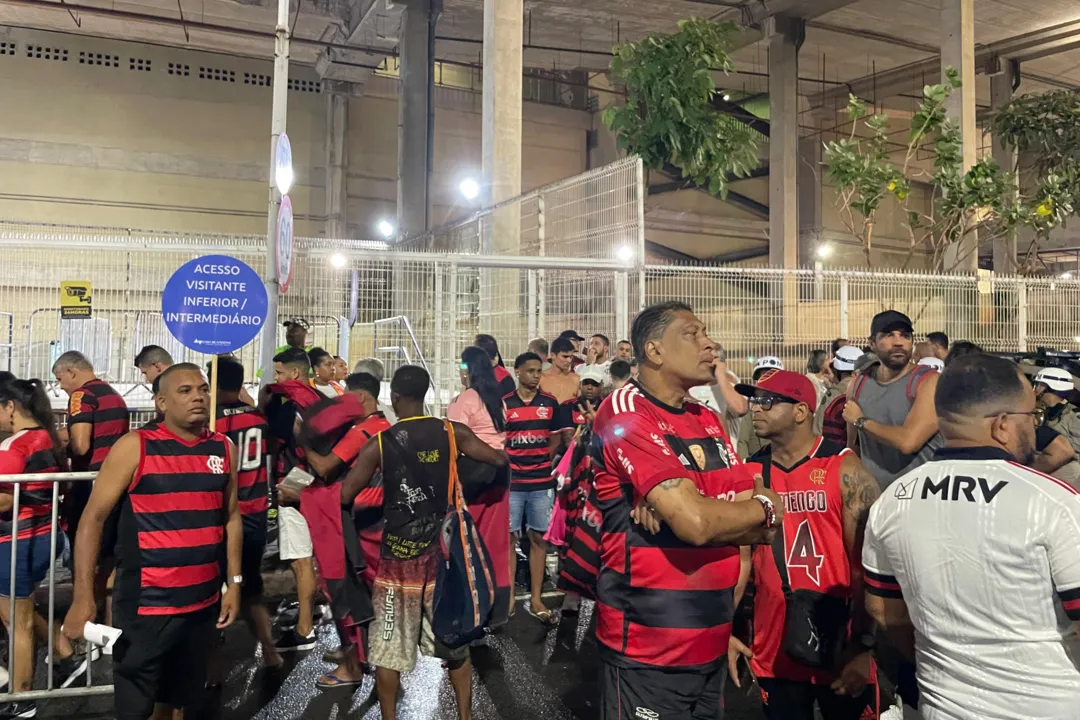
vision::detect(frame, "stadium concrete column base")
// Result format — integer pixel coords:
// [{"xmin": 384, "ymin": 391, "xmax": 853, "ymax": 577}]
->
[
  {"xmin": 393, "ymin": 0, "xmax": 433, "ymax": 330},
  {"xmin": 481, "ymin": 0, "xmax": 524, "ymax": 347},
  {"xmin": 941, "ymin": 0, "xmax": 978, "ymax": 273}
]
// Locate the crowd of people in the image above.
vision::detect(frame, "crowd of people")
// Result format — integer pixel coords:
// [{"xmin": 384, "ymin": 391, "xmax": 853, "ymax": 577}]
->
[{"xmin": 0, "ymin": 309, "xmax": 1075, "ymax": 720}]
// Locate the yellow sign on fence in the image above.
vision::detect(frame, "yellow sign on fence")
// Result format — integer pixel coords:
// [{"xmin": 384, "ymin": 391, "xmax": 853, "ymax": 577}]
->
[{"xmin": 59, "ymin": 281, "xmax": 93, "ymax": 319}]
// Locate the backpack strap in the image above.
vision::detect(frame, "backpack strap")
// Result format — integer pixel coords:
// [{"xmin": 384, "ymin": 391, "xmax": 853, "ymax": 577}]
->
[
  {"xmin": 849, "ymin": 373, "xmax": 869, "ymax": 404},
  {"xmin": 442, "ymin": 418, "xmax": 463, "ymax": 511},
  {"xmin": 906, "ymin": 364, "xmax": 933, "ymax": 404},
  {"xmin": 760, "ymin": 450, "xmax": 793, "ymax": 603}
]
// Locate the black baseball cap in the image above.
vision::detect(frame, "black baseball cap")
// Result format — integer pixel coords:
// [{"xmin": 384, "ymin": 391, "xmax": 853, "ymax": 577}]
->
[
  {"xmin": 559, "ymin": 330, "xmax": 584, "ymax": 342},
  {"xmin": 870, "ymin": 310, "xmax": 913, "ymax": 338}
]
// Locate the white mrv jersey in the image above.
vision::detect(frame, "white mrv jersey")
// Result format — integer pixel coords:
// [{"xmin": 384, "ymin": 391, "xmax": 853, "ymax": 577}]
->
[{"xmin": 862, "ymin": 446, "xmax": 1080, "ymax": 720}]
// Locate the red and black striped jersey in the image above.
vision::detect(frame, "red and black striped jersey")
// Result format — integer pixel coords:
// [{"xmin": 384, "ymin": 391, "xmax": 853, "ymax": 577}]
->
[
  {"xmin": 591, "ymin": 381, "xmax": 753, "ymax": 670},
  {"xmin": 332, "ymin": 413, "xmax": 392, "ymax": 513},
  {"xmin": 0, "ymin": 429, "xmax": 64, "ymax": 542},
  {"xmin": 116, "ymin": 424, "xmax": 230, "ymax": 617},
  {"xmin": 504, "ymin": 389, "xmax": 567, "ymax": 490},
  {"xmin": 215, "ymin": 401, "xmax": 268, "ymax": 522},
  {"xmin": 68, "ymin": 379, "xmax": 129, "ymax": 471},
  {"xmin": 493, "ymin": 365, "xmax": 517, "ymax": 398}
]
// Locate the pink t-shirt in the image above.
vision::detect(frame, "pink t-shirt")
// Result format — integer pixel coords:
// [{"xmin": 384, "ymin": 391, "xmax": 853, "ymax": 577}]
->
[{"xmin": 447, "ymin": 388, "xmax": 506, "ymax": 450}]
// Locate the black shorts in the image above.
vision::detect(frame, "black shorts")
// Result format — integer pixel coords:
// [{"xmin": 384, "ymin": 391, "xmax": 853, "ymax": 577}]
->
[
  {"xmin": 113, "ymin": 606, "xmax": 218, "ymax": 720},
  {"xmin": 758, "ymin": 676, "xmax": 876, "ymax": 720},
  {"xmin": 241, "ymin": 521, "xmax": 266, "ymax": 600},
  {"xmin": 760, "ymin": 677, "xmax": 876, "ymax": 720},
  {"xmin": 599, "ymin": 660, "xmax": 725, "ymax": 720}
]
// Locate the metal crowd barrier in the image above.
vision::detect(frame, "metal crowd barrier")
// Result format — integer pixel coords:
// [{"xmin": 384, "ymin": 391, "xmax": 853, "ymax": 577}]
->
[{"xmin": 0, "ymin": 472, "xmax": 112, "ymax": 703}]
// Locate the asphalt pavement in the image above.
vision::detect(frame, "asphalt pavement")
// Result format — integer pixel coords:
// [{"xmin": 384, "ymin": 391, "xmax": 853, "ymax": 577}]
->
[{"xmin": 15, "ymin": 589, "xmax": 766, "ymax": 720}]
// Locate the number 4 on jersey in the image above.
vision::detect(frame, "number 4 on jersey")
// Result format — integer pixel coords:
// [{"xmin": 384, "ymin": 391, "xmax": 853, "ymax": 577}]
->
[{"xmin": 786, "ymin": 519, "xmax": 824, "ymax": 586}]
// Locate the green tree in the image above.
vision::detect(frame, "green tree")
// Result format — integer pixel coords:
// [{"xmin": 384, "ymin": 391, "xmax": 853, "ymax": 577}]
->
[
  {"xmin": 992, "ymin": 89, "xmax": 1080, "ymax": 260},
  {"xmin": 601, "ymin": 18, "xmax": 761, "ymax": 198},
  {"xmin": 824, "ymin": 70, "xmax": 1058, "ymax": 272}
]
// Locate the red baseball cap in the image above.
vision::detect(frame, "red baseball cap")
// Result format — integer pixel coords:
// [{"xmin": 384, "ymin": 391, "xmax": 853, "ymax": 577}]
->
[{"xmin": 735, "ymin": 368, "xmax": 818, "ymax": 412}]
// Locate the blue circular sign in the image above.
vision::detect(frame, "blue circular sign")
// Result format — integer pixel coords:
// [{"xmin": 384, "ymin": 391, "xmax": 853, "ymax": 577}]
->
[{"xmin": 162, "ymin": 255, "xmax": 268, "ymax": 354}]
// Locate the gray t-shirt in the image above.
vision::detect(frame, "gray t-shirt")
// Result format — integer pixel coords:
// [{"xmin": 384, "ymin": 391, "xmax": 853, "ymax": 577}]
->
[{"xmin": 855, "ymin": 365, "xmax": 942, "ymax": 488}]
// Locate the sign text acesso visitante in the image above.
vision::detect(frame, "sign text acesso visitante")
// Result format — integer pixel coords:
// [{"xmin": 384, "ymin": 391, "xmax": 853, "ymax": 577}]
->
[{"xmin": 161, "ymin": 255, "xmax": 268, "ymax": 354}]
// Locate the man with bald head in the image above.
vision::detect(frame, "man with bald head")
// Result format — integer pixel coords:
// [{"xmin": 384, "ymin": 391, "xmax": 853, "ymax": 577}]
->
[
  {"xmin": 862, "ymin": 353, "xmax": 1080, "ymax": 720},
  {"xmin": 53, "ymin": 350, "xmax": 130, "ymax": 576},
  {"xmin": 64, "ymin": 363, "xmax": 242, "ymax": 720}
]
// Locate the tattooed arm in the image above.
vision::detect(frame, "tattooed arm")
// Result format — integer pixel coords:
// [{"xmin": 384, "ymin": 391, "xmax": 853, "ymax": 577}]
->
[
  {"xmin": 645, "ymin": 472, "xmax": 784, "ymax": 547},
  {"xmin": 840, "ymin": 451, "xmax": 881, "ymax": 639}
]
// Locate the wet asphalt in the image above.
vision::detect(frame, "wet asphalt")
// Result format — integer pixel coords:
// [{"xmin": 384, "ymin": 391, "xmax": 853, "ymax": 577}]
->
[{"xmin": 17, "ymin": 591, "xmax": 766, "ymax": 720}]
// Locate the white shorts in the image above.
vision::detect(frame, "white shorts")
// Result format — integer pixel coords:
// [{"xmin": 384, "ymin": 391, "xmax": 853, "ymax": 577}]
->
[{"xmin": 277, "ymin": 506, "xmax": 312, "ymax": 561}]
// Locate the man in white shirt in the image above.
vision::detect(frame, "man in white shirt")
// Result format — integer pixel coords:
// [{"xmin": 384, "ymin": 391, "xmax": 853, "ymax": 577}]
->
[
  {"xmin": 863, "ymin": 353, "xmax": 1080, "ymax": 720},
  {"xmin": 577, "ymin": 333, "xmax": 612, "ymax": 378}
]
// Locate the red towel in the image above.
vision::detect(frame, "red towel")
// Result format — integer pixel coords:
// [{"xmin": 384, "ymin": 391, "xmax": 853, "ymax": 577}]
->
[
  {"xmin": 467, "ymin": 474, "xmax": 511, "ymax": 627},
  {"xmin": 300, "ymin": 483, "xmax": 373, "ymax": 663},
  {"xmin": 266, "ymin": 379, "xmax": 323, "ymax": 408}
]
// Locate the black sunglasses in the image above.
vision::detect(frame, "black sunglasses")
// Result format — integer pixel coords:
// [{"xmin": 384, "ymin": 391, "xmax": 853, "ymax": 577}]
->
[{"xmin": 748, "ymin": 395, "xmax": 798, "ymax": 411}]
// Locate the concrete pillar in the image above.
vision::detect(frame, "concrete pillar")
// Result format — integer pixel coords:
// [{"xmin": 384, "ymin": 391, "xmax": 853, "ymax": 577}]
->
[
  {"xmin": 768, "ymin": 15, "xmax": 802, "ymax": 269},
  {"xmin": 798, "ymin": 134, "xmax": 822, "ymax": 265},
  {"xmin": 397, "ymin": 0, "xmax": 432, "ymax": 240},
  {"xmin": 481, "ymin": 0, "xmax": 522, "ymax": 251},
  {"xmin": 325, "ymin": 90, "xmax": 349, "ymax": 239},
  {"xmin": 942, "ymin": 0, "xmax": 978, "ymax": 271},
  {"xmin": 588, "ymin": 74, "xmax": 621, "ymax": 170},
  {"xmin": 480, "ymin": 0, "xmax": 523, "ymax": 344},
  {"xmin": 990, "ymin": 61, "xmax": 1018, "ymax": 274}
]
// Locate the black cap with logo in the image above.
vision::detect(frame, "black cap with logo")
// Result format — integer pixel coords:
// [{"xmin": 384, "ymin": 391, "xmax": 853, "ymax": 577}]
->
[{"xmin": 870, "ymin": 310, "xmax": 913, "ymax": 338}]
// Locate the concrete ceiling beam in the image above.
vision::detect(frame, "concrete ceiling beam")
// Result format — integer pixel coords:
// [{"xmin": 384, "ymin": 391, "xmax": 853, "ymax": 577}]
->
[
  {"xmin": 809, "ymin": 18, "xmax": 1080, "ymax": 108},
  {"xmin": 710, "ymin": 0, "xmax": 863, "ymax": 51}
]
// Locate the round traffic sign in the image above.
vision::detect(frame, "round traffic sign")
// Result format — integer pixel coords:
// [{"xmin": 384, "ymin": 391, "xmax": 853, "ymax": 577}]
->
[
  {"xmin": 277, "ymin": 196, "xmax": 294, "ymax": 294},
  {"xmin": 275, "ymin": 132, "xmax": 293, "ymax": 192},
  {"xmin": 161, "ymin": 255, "xmax": 268, "ymax": 354}
]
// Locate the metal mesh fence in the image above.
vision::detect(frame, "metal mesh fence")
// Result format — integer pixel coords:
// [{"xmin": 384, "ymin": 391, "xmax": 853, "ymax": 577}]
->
[
  {"xmin": 398, "ymin": 156, "xmax": 646, "ymax": 263},
  {"xmin": 2, "ymin": 155, "xmax": 1079, "ymax": 414},
  {"xmin": 639, "ymin": 266, "xmax": 1066, "ymax": 380}
]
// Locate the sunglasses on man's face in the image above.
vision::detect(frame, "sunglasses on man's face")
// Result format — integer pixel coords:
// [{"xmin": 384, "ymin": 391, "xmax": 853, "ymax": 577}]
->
[{"xmin": 748, "ymin": 395, "xmax": 797, "ymax": 411}]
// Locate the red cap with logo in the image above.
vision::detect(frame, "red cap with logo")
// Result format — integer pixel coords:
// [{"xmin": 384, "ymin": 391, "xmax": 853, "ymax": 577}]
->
[{"xmin": 735, "ymin": 368, "xmax": 818, "ymax": 412}]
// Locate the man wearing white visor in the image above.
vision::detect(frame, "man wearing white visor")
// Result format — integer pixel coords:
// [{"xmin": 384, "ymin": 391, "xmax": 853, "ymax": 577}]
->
[
  {"xmin": 816, "ymin": 344, "xmax": 864, "ymax": 445},
  {"xmin": 1034, "ymin": 367, "xmax": 1080, "ymax": 455},
  {"xmin": 737, "ymin": 356, "xmax": 784, "ymax": 458}
]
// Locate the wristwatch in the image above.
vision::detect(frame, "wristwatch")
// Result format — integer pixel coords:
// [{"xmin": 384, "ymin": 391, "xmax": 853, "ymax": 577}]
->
[
  {"xmin": 854, "ymin": 416, "xmax": 869, "ymax": 430},
  {"xmin": 753, "ymin": 494, "xmax": 777, "ymax": 529},
  {"xmin": 227, "ymin": 575, "xmax": 243, "ymax": 586},
  {"xmin": 857, "ymin": 632, "xmax": 877, "ymax": 653}
]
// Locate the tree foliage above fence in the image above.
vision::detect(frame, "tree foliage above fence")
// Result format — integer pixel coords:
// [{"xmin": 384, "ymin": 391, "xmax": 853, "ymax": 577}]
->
[
  {"xmin": 825, "ymin": 72, "xmax": 1074, "ymax": 273},
  {"xmin": 992, "ymin": 90, "xmax": 1080, "ymax": 240},
  {"xmin": 601, "ymin": 18, "xmax": 761, "ymax": 198}
]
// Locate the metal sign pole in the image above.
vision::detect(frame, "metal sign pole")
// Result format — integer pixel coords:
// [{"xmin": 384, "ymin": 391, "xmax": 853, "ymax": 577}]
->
[
  {"xmin": 259, "ymin": 0, "xmax": 291, "ymax": 383},
  {"xmin": 209, "ymin": 354, "xmax": 219, "ymax": 432}
]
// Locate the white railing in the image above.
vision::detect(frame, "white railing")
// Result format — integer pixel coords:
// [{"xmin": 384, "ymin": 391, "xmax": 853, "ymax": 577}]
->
[{"xmin": 0, "ymin": 473, "xmax": 111, "ymax": 703}]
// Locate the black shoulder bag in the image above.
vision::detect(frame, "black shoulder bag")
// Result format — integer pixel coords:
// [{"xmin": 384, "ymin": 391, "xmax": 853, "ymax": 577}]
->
[{"xmin": 762, "ymin": 452, "xmax": 850, "ymax": 669}]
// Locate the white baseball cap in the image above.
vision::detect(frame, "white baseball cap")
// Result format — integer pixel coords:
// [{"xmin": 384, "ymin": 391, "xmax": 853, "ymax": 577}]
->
[
  {"xmin": 754, "ymin": 356, "xmax": 784, "ymax": 372},
  {"xmin": 917, "ymin": 357, "xmax": 944, "ymax": 372},
  {"xmin": 832, "ymin": 345, "xmax": 863, "ymax": 372},
  {"xmin": 1035, "ymin": 367, "xmax": 1074, "ymax": 393},
  {"xmin": 578, "ymin": 365, "xmax": 606, "ymax": 385}
]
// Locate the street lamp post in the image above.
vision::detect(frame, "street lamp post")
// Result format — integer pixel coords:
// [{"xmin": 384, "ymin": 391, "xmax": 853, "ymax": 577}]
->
[{"xmin": 259, "ymin": 0, "xmax": 292, "ymax": 383}]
